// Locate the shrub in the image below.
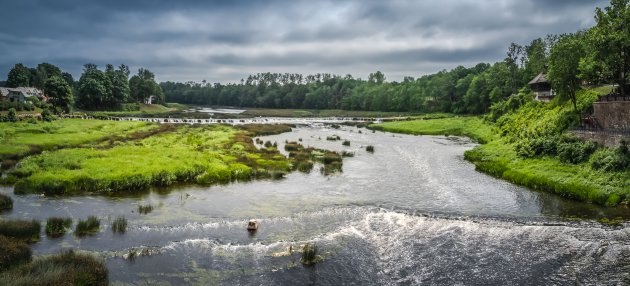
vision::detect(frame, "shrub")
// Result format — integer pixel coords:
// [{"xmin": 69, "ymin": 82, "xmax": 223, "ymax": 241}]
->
[
  {"xmin": 45, "ymin": 217, "xmax": 72, "ymax": 238},
  {"xmin": 41, "ymin": 108, "xmax": 54, "ymax": 122},
  {"xmin": 0, "ymin": 250, "xmax": 108, "ymax": 286},
  {"xmin": 138, "ymin": 204, "xmax": 153, "ymax": 215},
  {"xmin": 0, "ymin": 193, "xmax": 13, "ymax": 211},
  {"xmin": 284, "ymin": 142, "xmax": 302, "ymax": 152},
  {"xmin": 111, "ymin": 216, "xmax": 127, "ymax": 233},
  {"xmin": 75, "ymin": 216, "xmax": 100, "ymax": 236},
  {"xmin": 366, "ymin": 145, "xmax": 375, "ymax": 153},
  {"xmin": 326, "ymin": 135, "xmax": 340, "ymax": 141},
  {"xmin": 557, "ymin": 140, "xmax": 597, "ymax": 164},
  {"xmin": 295, "ymin": 161, "xmax": 313, "ymax": 173},
  {"xmin": 590, "ymin": 146, "xmax": 630, "ymax": 172},
  {"xmin": 342, "ymin": 140, "xmax": 350, "ymax": 146},
  {"xmin": 0, "ymin": 220, "xmax": 40, "ymax": 242},
  {"xmin": 7, "ymin": 108, "xmax": 18, "ymax": 122},
  {"xmin": 0, "ymin": 235, "xmax": 32, "ymax": 271}
]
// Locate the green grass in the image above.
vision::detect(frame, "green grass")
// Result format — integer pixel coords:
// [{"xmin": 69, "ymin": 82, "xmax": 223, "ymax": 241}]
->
[
  {"xmin": 0, "ymin": 220, "xmax": 40, "ymax": 242},
  {"xmin": 0, "ymin": 235, "xmax": 31, "ymax": 271},
  {"xmin": 45, "ymin": 217, "xmax": 72, "ymax": 238},
  {"xmin": 75, "ymin": 216, "xmax": 100, "ymax": 237},
  {"xmin": 370, "ymin": 116, "xmax": 496, "ymax": 144},
  {"xmin": 111, "ymin": 216, "xmax": 127, "ymax": 233},
  {"xmin": 0, "ymin": 250, "xmax": 108, "ymax": 286},
  {"xmin": 0, "ymin": 119, "xmax": 157, "ymax": 160},
  {"xmin": 10, "ymin": 124, "xmax": 294, "ymax": 195},
  {"xmin": 85, "ymin": 103, "xmax": 184, "ymax": 117},
  {"xmin": 0, "ymin": 193, "xmax": 12, "ymax": 211}
]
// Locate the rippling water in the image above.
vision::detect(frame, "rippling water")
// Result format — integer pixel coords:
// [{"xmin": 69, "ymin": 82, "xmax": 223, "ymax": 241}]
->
[{"xmin": 1, "ymin": 124, "xmax": 629, "ymax": 285}]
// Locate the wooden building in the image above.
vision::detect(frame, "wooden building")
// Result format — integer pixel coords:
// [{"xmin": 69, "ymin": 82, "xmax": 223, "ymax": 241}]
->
[{"xmin": 528, "ymin": 73, "xmax": 555, "ymax": 102}]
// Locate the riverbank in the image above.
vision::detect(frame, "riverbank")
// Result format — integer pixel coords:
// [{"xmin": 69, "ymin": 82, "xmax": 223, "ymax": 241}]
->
[
  {"xmin": 4, "ymin": 121, "xmax": 302, "ymax": 195},
  {"xmin": 371, "ymin": 115, "xmax": 630, "ymax": 206}
]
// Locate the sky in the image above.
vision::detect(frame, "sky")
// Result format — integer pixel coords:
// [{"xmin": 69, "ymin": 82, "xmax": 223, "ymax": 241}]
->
[{"xmin": 0, "ymin": 0, "xmax": 607, "ymax": 83}]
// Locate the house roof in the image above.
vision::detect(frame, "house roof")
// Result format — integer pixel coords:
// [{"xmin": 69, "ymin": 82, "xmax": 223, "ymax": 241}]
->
[{"xmin": 528, "ymin": 73, "xmax": 548, "ymax": 85}]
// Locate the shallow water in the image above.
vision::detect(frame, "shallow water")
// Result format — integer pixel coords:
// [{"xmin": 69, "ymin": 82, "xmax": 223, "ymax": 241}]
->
[{"xmin": 1, "ymin": 124, "xmax": 629, "ymax": 285}]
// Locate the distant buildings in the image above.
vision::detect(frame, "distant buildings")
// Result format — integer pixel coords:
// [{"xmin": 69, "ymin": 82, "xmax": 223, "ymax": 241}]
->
[
  {"xmin": 528, "ymin": 73, "xmax": 555, "ymax": 102},
  {"xmin": 0, "ymin": 87, "xmax": 46, "ymax": 103}
]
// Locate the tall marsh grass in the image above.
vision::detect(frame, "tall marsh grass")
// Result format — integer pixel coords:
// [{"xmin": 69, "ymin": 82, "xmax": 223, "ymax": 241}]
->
[
  {"xmin": 45, "ymin": 217, "xmax": 72, "ymax": 238},
  {"xmin": 0, "ymin": 235, "xmax": 31, "ymax": 271},
  {"xmin": 0, "ymin": 193, "xmax": 12, "ymax": 211},
  {"xmin": 75, "ymin": 216, "xmax": 100, "ymax": 237},
  {"xmin": 0, "ymin": 220, "xmax": 40, "ymax": 242}
]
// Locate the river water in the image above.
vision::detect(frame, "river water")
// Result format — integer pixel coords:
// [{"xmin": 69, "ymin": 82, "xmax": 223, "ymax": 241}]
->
[{"xmin": 1, "ymin": 124, "xmax": 629, "ymax": 285}]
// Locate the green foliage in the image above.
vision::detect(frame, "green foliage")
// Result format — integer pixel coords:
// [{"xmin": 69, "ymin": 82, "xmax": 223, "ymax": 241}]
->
[
  {"xmin": 0, "ymin": 235, "xmax": 31, "ymax": 271},
  {"xmin": 547, "ymin": 32, "xmax": 587, "ymax": 112},
  {"xmin": 75, "ymin": 216, "xmax": 100, "ymax": 236},
  {"xmin": 0, "ymin": 250, "xmax": 108, "ymax": 286},
  {"xmin": 342, "ymin": 140, "xmax": 350, "ymax": 146},
  {"xmin": 0, "ymin": 220, "xmax": 40, "ymax": 242},
  {"xmin": 0, "ymin": 193, "xmax": 13, "ymax": 211},
  {"xmin": 44, "ymin": 75, "xmax": 73, "ymax": 113},
  {"xmin": 40, "ymin": 108, "xmax": 53, "ymax": 122},
  {"xmin": 590, "ymin": 143, "xmax": 630, "ymax": 172},
  {"xmin": 76, "ymin": 63, "xmax": 132, "ymax": 110},
  {"xmin": 111, "ymin": 216, "xmax": 127, "ymax": 233},
  {"xmin": 6, "ymin": 63, "xmax": 31, "ymax": 88},
  {"xmin": 7, "ymin": 108, "xmax": 17, "ymax": 122},
  {"xmin": 45, "ymin": 217, "xmax": 72, "ymax": 238},
  {"xmin": 130, "ymin": 68, "xmax": 163, "ymax": 104},
  {"xmin": 516, "ymin": 135, "xmax": 598, "ymax": 164}
]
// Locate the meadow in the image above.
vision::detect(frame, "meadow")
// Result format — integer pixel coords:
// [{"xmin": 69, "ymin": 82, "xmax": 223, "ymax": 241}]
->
[{"xmin": 7, "ymin": 121, "xmax": 296, "ymax": 195}]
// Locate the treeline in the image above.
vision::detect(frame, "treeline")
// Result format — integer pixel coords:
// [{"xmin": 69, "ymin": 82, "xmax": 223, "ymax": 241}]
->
[
  {"xmin": 162, "ymin": 0, "xmax": 629, "ymax": 115},
  {"xmin": 3, "ymin": 63, "xmax": 164, "ymax": 113},
  {"xmin": 160, "ymin": 39, "xmax": 549, "ymax": 114}
]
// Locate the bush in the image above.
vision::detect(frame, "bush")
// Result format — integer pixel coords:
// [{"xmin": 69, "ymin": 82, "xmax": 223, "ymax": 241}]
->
[
  {"xmin": 7, "ymin": 108, "xmax": 18, "ymax": 122},
  {"xmin": 590, "ymin": 146, "xmax": 630, "ymax": 172},
  {"xmin": 342, "ymin": 140, "xmax": 350, "ymax": 146},
  {"xmin": 0, "ymin": 250, "xmax": 108, "ymax": 286},
  {"xmin": 0, "ymin": 193, "xmax": 13, "ymax": 211},
  {"xmin": 111, "ymin": 216, "xmax": 127, "ymax": 233},
  {"xmin": 557, "ymin": 139, "xmax": 597, "ymax": 164},
  {"xmin": 0, "ymin": 220, "xmax": 40, "ymax": 242},
  {"xmin": 45, "ymin": 217, "xmax": 72, "ymax": 238},
  {"xmin": 0, "ymin": 235, "xmax": 32, "ymax": 271},
  {"xmin": 41, "ymin": 108, "xmax": 54, "ymax": 122},
  {"xmin": 366, "ymin": 145, "xmax": 375, "ymax": 153},
  {"xmin": 326, "ymin": 135, "xmax": 340, "ymax": 141},
  {"xmin": 75, "ymin": 216, "xmax": 100, "ymax": 236}
]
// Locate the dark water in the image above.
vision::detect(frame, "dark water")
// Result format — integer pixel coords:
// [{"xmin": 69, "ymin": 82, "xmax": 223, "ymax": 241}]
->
[{"xmin": 1, "ymin": 125, "xmax": 630, "ymax": 285}]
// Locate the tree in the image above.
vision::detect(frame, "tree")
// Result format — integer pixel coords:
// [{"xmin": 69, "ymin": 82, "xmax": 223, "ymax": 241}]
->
[
  {"xmin": 6, "ymin": 63, "xmax": 30, "ymax": 87},
  {"xmin": 368, "ymin": 71, "xmax": 386, "ymax": 84},
  {"xmin": 45, "ymin": 75, "xmax": 73, "ymax": 113},
  {"xmin": 130, "ymin": 68, "xmax": 163, "ymax": 103},
  {"xmin": 586, "ymin": 0, "xmax": 630, "ymax": 94},
  {"xmin": 548, "ymin": 33, "xmax": 586, "ymax": 113},
  {"xmin": 7, "ymin": 108, "xmax": 17, "ymax": 122}
]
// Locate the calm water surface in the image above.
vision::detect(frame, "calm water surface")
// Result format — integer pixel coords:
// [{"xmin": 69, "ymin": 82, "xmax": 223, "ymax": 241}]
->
[{"xmin": 1, "ymin": 124, "xmax": 629, "ymax": 285}]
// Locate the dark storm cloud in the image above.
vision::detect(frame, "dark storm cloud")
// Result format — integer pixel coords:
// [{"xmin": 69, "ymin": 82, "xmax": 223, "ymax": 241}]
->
[{"xmin": 0, "ymin": 0, "xmax": 608, "ymax": 83}]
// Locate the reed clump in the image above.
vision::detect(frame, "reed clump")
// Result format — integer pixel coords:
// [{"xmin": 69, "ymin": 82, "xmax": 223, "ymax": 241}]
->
[
  {"xmin": 366, "ymin": 145, "xmax": 375, "ymax": 153},
  {"xmin": 75, "ymin": 216, "xmax": 100, "ymax": 237},
  {"xmin": 138, "ymin": 204, "xmax": 154, "ymax": 214},
  {"xmin": 300, "ymin": 243, "xmax": 320, "ymax": 265},
  {"xmin": 45, "ymin": 217, "xmax": 72, "ymax": 238},
  {"xmin": 342, "ymin": 140, "xmax": 350, "ymax": 146},
  {"xmin": 0, "ymin": 193, "xmax": 12, "ymax": 211},
  {"xmin": 111, "ymin": 216, "xmax": 128, "ymax": 233},
  {"xmin": 0, "ymin": 235, "xmax": 31, "ymax": 271},
  {"xmin": 0, "ymin": 219, "xmax": 40, "ymax": 242},
  {"xmin": 326, "ymin": 135, "xmax": 341, "ymax": 141},
  {"xmin": 0, "ymin": 250, "xmax": 108, "ymax": 286}
]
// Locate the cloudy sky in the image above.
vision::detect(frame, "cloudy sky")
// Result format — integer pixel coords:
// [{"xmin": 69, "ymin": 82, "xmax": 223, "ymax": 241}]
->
[{"xmin": 0, "ymin": 0, "xmax": 606, "ymax": 83}]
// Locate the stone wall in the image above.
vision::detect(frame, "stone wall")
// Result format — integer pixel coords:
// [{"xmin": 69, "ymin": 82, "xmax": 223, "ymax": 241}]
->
[
  {"xmin": 571, "ymin": 130, "xmax": 629, "ymax": 148},
  {"xmin": 593, "ymin": 101, "xmax": 630, "ymax": 129}
]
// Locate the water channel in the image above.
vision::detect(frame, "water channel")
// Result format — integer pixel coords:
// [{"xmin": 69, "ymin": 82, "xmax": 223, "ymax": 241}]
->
[{"xmin": 1, "ymin": 123, "xmax": 629, "ymax": 285}]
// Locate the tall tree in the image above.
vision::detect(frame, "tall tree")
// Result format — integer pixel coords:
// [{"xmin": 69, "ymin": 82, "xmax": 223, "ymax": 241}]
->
[
  {"xmin": 44, "ymin": 75, "xmax": 73, "ymax": 113},
  {"xmin": 548, "ymin": 33, "xmax": 586, "ymax": 113},
  {"xmin": 6, "ymin": 63, "xmax": 30, "ymax": 87},
  {"xmin": 587, "ymin": 0, "xmax": 630, "ymax": 94}
]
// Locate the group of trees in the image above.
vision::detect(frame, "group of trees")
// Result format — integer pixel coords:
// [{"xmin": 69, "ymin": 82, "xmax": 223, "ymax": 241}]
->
[
  {"xmin": 3, "ymin": 62, "xmax": 163, "ymax": 113},
  {"xmin": 161, "ymin": 39, "xmax": 546, "ymax": 114}
]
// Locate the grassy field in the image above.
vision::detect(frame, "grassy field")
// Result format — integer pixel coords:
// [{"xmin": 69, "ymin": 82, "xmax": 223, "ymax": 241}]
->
[
  {"xmin": 85, "ymin": 103, "xmax": 186, "ymax": 117},
  {"xmin": 241, "ymin": 108, "xmax": 422, "ymax": 118},
  {"xmin": 0, "ymin": 119, "xmax": 157, "ymax": 160},
  {"xmin": 9, "ymin": 123, "xmax": 294, "ymax": 195},
  {"xmin": 371, "ymin": 115, "xmax": 630, "ymax": 206}
]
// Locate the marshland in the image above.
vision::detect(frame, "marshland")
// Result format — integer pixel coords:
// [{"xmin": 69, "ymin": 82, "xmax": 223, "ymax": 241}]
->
[{"xmin": 1, "ymin": 118, "xmax": 630, "ymax": 284}]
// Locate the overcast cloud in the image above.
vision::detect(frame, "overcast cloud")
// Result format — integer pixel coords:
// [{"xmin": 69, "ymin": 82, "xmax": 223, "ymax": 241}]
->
[{"xmin": 0, "ymin": 0, "xmax": 606, "ymax": 83}]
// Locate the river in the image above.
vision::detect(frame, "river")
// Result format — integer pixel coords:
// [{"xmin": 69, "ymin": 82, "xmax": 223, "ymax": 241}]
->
[{"xmin": 1, "ymin": 124, "xmax": 629, "ymax": 285}]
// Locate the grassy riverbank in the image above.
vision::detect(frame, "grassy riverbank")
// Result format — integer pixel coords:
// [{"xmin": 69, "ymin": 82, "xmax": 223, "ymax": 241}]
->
[
  {"xmin": 371, "ymin": 91, "xmax": 630, "ymax": 206},
  {"xmin": 0, "ymin": 119, "xmax": 158, "ymax": 161},
  {"xmin": 9, "ymin": 123, "xmax": 293, "ymax": 195}
]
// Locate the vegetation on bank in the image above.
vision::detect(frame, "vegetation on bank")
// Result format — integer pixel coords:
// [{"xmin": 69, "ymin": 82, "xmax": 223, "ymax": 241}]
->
[
  {"xmin": 372, "ymin": 89, "xmax": 630, "ymax": 206},
  {"xmin": 45, "ymin": 217, "xmax": 72, "ymax": 238},
  {"xmin": 0, "ymin": 119, "xmax": 157, "ymax": 162},
  {"xmin": 0, "ymin": 250, "xmax": 108, "ymax": 286},
  {"xmin": 0, "ymin": 193, "xmax": 13, "ymax": 211},
  {"xmin": 0, "ymin": 220, "xmax": 40, "ymax": 242},
  {"xmin": 5, "ymin": 122, "xmax": 306, "ymax": 195}
]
